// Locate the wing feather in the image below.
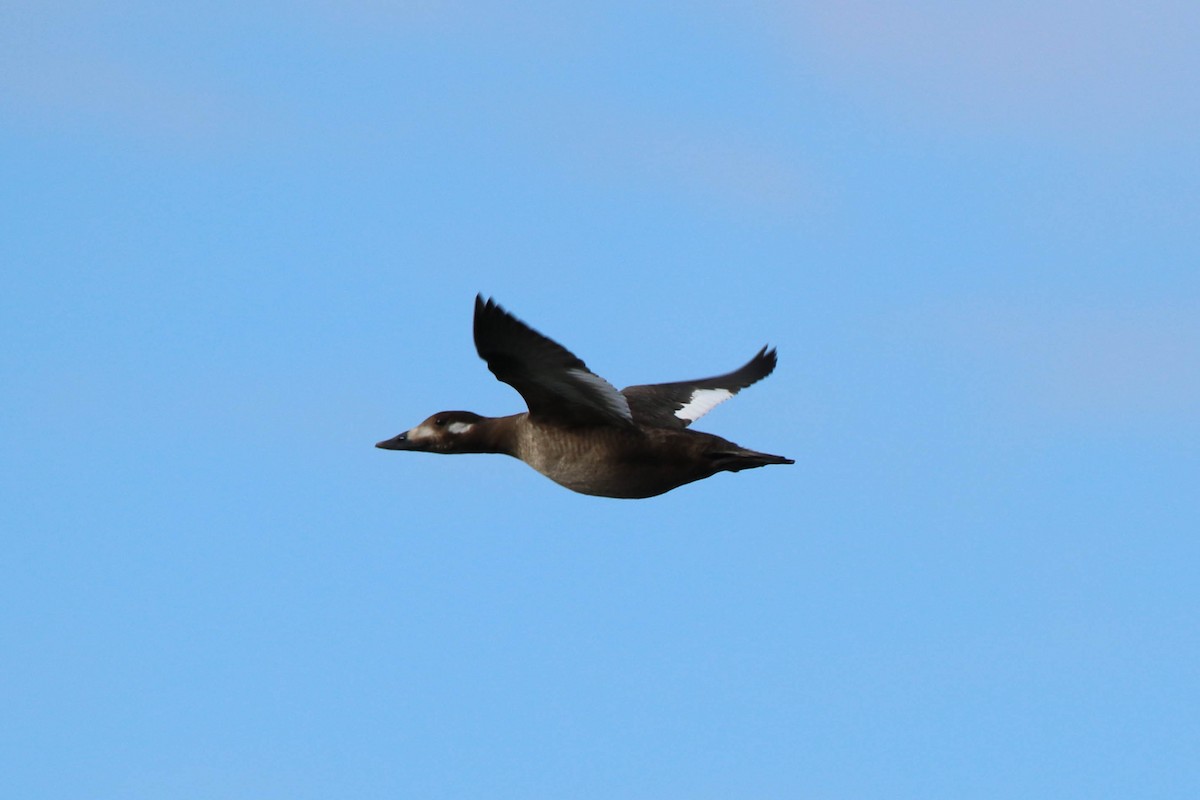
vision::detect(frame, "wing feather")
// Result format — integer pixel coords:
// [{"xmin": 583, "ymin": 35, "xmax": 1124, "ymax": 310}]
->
[
  {"xmin": 621, "ymin": 346, "xmax": 777, "ymax": 429},
  {"xmin": 473, "ymin": 296, "xmax": 633, "ymax": 427}
]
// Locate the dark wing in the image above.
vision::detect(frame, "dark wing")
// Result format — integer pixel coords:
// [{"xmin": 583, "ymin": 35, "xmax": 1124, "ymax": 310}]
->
[
  {"xmin": 621, "ymin": 346, "xmax": 778, "ymax": 430},
  {"xmin": 473, "ymin": 295, "xmax": 634, "ymax": 427}
]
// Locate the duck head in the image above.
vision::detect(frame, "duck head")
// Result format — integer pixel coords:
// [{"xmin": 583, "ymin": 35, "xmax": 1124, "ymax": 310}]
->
[{"xmin": 376, "ymin": 411, "xmax": 488, "ymax": 454}]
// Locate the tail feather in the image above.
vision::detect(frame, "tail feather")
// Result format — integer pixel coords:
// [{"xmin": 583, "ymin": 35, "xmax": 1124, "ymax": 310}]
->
[{"xmin": 711, "ymin": 449, "xmax": 794, "ymax": 472}]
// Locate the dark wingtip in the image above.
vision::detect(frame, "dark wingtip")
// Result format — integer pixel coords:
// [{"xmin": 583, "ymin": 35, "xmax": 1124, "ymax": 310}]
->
[
  {"xmin": 735, "ymin": 345, "xmax": 778, "ymax": 385},
  {"xmin": 474, "ymin": 295, "xmax": 510, "ymax": 359},
  {"xmin": 474, "ymin": 294, "xmax": 513, "ymax": 328}
]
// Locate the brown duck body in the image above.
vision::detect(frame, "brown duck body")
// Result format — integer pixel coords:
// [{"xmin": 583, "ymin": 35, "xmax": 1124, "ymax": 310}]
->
[
  {"xmin": 376, "ymin": 296, "xmax": 793, "ymax": 499},
  {"xmin": 390, "ymin": 413, "xmax": 791, "ymax": 499}
]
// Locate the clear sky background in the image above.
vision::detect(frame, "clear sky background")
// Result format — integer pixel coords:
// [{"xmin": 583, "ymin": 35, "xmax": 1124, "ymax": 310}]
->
[{"xmin": 4, "ymin": 2, "xmax": 1198, "ymax": 798}]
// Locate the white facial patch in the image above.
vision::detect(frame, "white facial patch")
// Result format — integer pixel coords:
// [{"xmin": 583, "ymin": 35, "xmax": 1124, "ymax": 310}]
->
[
  {"xmin": 674, "ymin": 388, "xmax": 733, "ymax": 423},
  {"xmin": 407, "ymin": 423, "xmax": 436, "ymax": 442},
  {"xmin": 447, "ymin": 421, "xmax": 474, "ymax": 434}
]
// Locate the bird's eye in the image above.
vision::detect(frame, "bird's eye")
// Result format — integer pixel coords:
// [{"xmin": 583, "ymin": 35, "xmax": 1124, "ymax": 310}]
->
[{"xmin": 434, "ymin": 418, "xmax": 446, "ymax": 427}]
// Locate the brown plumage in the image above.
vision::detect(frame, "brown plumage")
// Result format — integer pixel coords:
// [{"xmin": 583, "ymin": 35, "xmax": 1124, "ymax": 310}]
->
[{"xmin": 376, "ymin": 296, "xmax": 793, "ymax": 498}]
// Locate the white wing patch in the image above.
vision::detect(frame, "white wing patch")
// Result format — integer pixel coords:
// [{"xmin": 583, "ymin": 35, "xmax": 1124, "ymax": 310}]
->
[
  {"xmin": 566, "ymin": 368, "xmax": 633, "ymax": 422},
  {"xmin": 675, "ymin": 388, "xmax": 733, "ymax": 423}
]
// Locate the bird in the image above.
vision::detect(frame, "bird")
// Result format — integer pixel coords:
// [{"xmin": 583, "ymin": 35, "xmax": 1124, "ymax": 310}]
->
[{"xmin": 375, "ymin": 295, "xmax": 793, "ymax": 498}]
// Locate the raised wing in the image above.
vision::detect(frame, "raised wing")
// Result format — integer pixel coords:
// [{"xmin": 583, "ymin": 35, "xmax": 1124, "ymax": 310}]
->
[
  {"xmin": 473, "ymin": 296, "xmax": 634, "ymax": 427},
  {"xmin": 621, "ymin": 346, "xmax": 778, "ymax": 429}
]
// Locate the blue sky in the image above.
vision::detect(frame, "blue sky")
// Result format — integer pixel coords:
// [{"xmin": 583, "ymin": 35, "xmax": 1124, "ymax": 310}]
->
[{"xmin": 3, "ymin": 2, "xmax": 1198, "ymax": 797}]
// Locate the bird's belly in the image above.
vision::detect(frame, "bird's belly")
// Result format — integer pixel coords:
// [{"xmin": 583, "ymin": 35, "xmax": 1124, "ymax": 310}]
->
[{"xmin": 518, "ymin": 431, "xmax": 710, "ymax": 499}]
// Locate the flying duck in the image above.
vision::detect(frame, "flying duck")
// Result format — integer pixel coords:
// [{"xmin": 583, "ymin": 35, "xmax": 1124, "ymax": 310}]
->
[{"xmin": 376, "ymin": 296, "xmax": 793, "ymax": 498}]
